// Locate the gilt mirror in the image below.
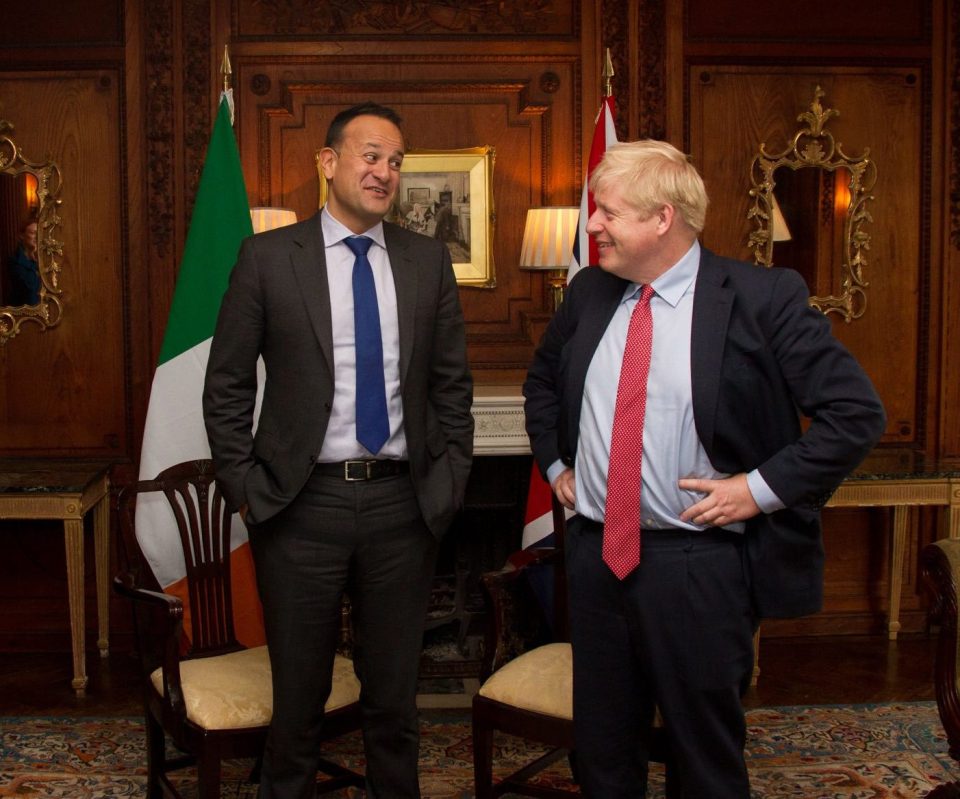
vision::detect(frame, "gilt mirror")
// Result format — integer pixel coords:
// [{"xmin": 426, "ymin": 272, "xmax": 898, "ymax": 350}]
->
[
  {"xmin": 747, "ymin": 87, "xmax": 876, "ymax": 322},
  {"xmin": 0, "ymin": 117, "xmax": 63, "ymax": 343}
]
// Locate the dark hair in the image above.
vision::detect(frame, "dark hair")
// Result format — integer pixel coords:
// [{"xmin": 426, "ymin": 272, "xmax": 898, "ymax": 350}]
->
[{"xmin": 324, "ymin": 102, "xmax": 403, "ymax": 149}]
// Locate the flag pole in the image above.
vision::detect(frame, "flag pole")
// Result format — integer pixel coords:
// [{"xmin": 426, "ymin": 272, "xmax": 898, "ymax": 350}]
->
[
  {"xmin": 602, "ymin": 46, "xmax": 614, "ymax": 99},
  {"xmin": 221, "ymin": 44, "xmax": 232, "ymax": 94},
  {"xmin": 220, "ymin": 44, "xmax": 236, "ymax": 126}
]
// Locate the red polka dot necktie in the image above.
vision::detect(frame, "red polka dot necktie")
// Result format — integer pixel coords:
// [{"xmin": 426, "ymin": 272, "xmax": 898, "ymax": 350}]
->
[{"xmin": 603, "ymin": 284, "xmax": 655, "ymax": 580}]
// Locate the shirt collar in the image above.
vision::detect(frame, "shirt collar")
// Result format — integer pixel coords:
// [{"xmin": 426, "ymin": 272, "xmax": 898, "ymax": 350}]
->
[
  {"xmin": 321, "ymin": 206, "xmax": 387, "ymax": 250},
  {"xmin": 621, "ymin": 239, "xmax": 700, "ymax": 307}
]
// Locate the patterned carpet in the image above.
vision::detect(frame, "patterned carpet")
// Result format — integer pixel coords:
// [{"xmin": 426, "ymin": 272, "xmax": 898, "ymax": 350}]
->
[{"xmin": 1, "ymin": 702, "xmax": 957, "ymax": 797}]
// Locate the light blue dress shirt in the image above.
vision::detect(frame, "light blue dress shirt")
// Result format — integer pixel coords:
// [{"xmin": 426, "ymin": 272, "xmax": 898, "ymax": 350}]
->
[
  {"xmin": 317, "ymin": 208, "xmax": 407, "ymax": 461},
  {"xmin": 551, "ymin": 241, "xmax": 783, "ymax": 530}
]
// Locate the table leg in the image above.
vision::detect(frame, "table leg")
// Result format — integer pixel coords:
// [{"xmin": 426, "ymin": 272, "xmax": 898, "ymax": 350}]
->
[
  {"xmin": 63, "ymin": 518, "xmax": 88, "ymax": 697},
  {"xmin": 887, "ymin": 505, "xmax": 909, "ymax": 641},
  {"xmin": 949, "ymin": 478, "xmax": 959, "ymax": 540},
  {"xmin": 93, "ymin": 495, "xmax": 110, "ymax": 657}
]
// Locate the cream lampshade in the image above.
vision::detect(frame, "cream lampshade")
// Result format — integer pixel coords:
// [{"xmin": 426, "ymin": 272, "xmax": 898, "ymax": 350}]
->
[
  {"xmin": 250, "ymin": 207, "xmax": 298, "ymax": 234},
  {"xmin": 519, "ymin": 206, "xmax": 580, "ymax": 312}
]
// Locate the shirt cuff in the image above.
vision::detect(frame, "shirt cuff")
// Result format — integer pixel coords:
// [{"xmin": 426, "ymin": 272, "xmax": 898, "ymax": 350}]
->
[
  {"xmin": 746, "ymin": 469, "xmax": 786, "ymax": 514},
  {"xmin": 546, "ymin": 460, "xmax": 568, "ymax": 487}
]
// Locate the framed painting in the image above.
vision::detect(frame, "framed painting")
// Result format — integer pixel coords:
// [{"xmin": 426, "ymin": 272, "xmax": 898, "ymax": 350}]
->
[{"xmin": 317, "ymin": 145, "xmax": 496, "ymax": 288}]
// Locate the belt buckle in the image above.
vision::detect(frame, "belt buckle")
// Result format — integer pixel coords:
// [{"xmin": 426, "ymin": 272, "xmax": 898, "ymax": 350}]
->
[{"xmin": 343, "ymin": 460, "xmax": 371, "ymax": 481}]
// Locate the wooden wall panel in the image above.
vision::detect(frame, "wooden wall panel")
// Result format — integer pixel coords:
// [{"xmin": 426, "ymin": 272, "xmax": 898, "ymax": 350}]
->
[
  {"xmin": 941, "ymin": 0, "xmax": 960, "ymax": 459},
  {"xmin": 0, "ymin": 1, "xmax": 124, "ymax": 48},
  {"xmin": 679, "ymin": 1, "xmax": 947, "ymax": 637},
  {"xmin": 688, "ymin": 68, "xmax": 925, "ymax": 448},
  {"xmin": 684, "ymin": 0, "xmax": 927, "ymax": 44},
  {"xmin": 0, "ymin": 72, "xmax": 128, "ymax": 456},
  {"xmin": 233, "ymin": 55, "xmax": 582, "ymax": 383}
]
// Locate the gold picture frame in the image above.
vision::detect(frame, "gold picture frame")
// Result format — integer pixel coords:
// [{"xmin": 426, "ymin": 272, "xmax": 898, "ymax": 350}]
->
[{"xmin": 317, "ymin": 146, "xmax": 496, "ymax": 288}]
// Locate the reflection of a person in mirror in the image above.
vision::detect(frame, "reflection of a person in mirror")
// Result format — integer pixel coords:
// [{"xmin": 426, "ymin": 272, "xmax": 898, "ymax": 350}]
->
[{"xmin": 8, "ymin": 219, "xmax": 40, "ymax": 306}]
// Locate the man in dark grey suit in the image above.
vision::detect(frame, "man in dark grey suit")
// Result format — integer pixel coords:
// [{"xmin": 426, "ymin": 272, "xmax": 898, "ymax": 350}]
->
[
  {"xmin": 203, "ymin": 102, "xmax": 474, "ymax": 799},
  {"xmin": 523, "ymin": 140, "xmax": 885, "ymax": 797}
]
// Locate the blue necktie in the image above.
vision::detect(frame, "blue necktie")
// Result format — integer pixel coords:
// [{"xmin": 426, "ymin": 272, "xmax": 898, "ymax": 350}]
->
[{"xmin": 345, "ymin": 236, "xmax": 390, "ymax": 455}]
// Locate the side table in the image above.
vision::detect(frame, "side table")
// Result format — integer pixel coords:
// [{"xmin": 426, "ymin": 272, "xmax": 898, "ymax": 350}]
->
[{"xmin": 0, "ymin": 459, "xmax": 112, "ymax": 696}]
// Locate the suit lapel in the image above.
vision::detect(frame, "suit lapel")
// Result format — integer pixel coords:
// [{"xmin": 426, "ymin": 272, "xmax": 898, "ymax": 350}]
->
[
  {"xmin": 691, "ymin": 250, "xmax": 734, "ymax": 454},
  {"xmin": 384, "ymin": 224, "xmax": 417, "ymax": 383},
  {"xmin": 290, "ymin": 213, "xmax": 335, "ymax": 374}
]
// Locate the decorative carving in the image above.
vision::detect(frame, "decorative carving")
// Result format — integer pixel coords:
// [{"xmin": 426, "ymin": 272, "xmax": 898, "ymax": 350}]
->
[
  {"xmin": 637, "ymin": 0, "xmax": 667, "ymax": 140},
  {"xmin": 251, "ymin": 73, "xmax": 272, "ymax": 96},
  {"xmin": 602, "ymin": 0, "xmax": 628, "ymax": 135},
  {"xmin": 539, "ymin": 71, "xmax": 560, "ymax": 94},
  {"xmin": 239, "ymin": 0, "xmax": 571, "ymax": 36},
  {"xmin": 748, "ymin": 87, "xmax": 877, "ymax": 322},
  {"xmin": 144, "ymin": 0, "xmax": 175, "ymax": 260},
  {"xmin": 0, "ymin": 120, "xmax": 64, "ymax": 343},
  {"xmin": 183, "ymin": 0, "xmax": 212, "ymax": 223}
]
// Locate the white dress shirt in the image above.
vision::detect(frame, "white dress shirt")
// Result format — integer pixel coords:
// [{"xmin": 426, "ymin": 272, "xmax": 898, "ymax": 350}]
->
[{"xmin": 317, "ymin": 208, "xmax": 407, "ymax": 461}]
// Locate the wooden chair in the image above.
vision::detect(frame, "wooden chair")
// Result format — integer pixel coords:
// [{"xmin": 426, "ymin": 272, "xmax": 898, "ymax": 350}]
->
[
  {"xmin": 114, "ymin": 459, "xmax": 364, "ymax": 799},
  {"xmin": 920, "ymin": 538, "xmax": 960, "ymax": 798},
  {"xmin": 472, "ymin": 496, "xmax": 678, "ymax": 798}
]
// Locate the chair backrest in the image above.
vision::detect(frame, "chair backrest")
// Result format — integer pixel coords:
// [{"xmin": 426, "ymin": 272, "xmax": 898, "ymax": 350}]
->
[
  {"xmin": 118, "ymin": 458, "xmax": 242, "ymax": 658},
  {"xmin": 478, "ymin": 494, "xmax": 572, "ymax": 680},
  {"xmin": 921, "ymin": 539, "xmax": 960, "ymax": 760}
]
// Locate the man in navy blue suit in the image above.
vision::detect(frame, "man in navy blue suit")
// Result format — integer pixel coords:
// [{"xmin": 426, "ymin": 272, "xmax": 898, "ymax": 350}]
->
[{"xmin": 523, "ymin": 139, "xmax": 885, "ymax": 797}]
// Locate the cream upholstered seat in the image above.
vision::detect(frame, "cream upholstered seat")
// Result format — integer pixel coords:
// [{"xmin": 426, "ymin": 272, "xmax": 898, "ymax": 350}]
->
[
  {"xmin": 115, "ymin": 459, "xmax": 364, "ymax": 799},
  {"xmin": 148, "ymin": 646, "xmax": 360, "ymax": 731},
  {"xmin": 472, "ymin": 496, "xmax": 677, "ymax": 799},
  {"xmin": 477, "ymin": 642, "xmax": 572, "ymax": 718}
]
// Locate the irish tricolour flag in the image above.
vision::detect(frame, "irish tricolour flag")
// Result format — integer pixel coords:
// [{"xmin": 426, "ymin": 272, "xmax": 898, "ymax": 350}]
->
[{"xmin": 136, "ymin": 93, "xmax": 265, "ymax": 646}]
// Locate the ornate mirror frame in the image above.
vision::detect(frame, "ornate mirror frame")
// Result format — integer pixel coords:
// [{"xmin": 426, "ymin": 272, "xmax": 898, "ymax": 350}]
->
[
  {"xmin": 0, "ymin": 118, "xmax": 63, "ymax": 343},
  {"xmin": 747, "ymin": 87, "xmax": 877, "ymax": 321}
]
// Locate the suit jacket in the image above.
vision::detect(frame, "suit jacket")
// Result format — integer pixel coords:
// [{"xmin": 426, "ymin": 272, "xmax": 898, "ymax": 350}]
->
[
  {"xmin": 523, "ymin": 248, "xmax": 886, "ymax": 618},
  {"xmin": 203, "ymin": 211, "xmax": 474, "ymax": 538}
]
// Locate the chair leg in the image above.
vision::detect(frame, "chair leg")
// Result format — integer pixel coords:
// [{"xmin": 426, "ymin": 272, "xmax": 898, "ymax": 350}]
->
[
  {"xmin": 196, "ymin": 745, "xmax": 222, "ymax": 799},
  {"xmin": 929, "ymin": 784, "xmax": 960, "ymax": 798},
  {"xmin": 144, "ymin": 712, "xmax": 165, "ymax": 799},
  {"xmin": 472, "ymin": 711, "xmax": 495, "ymax": 799}
]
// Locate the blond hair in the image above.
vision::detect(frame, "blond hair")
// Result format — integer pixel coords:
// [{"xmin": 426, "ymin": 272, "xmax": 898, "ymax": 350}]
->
[{"xmin": 589, "ymin": 140, "xmax": 708, "ymax": 233}]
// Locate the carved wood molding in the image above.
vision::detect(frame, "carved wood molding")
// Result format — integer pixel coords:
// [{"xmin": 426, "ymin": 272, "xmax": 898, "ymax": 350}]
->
[
  {"xmin": 235, "ymin": 0, "xmax": 575, "ymax": 38},
  {"xmin": 144, "ymin": 0, "xmax": 175, "ymax": 260},
  {"xmin": 951, "ymin": 0, "xmax": 960, "ymax": 248},
  {"xmin": 599, "ymin": 0, "xmax": 667, "ymax": 140},
  {"xmin": 602, "ymin": 0, "xmax": 629, "ymax": 136},
  {"xmin": 182, "ymin": 0, "xmax": 213, "ymax": 226},
  {"xmin": 144, "ymin": 0, "xmax": 214, "ymax": 257},
  {"xmin": 637, "ymin": 0, "xmax": 667, "ymax": 139}
]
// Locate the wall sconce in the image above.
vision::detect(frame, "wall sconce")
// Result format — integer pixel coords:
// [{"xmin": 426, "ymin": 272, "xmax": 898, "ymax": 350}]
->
[
  {"xmin": 770, "ymin": 193, "xmax": 792, "ymax": 242},
  {"xmin": 519, "ymin": 206, "xmax": 579, "ymax": 312},
  {"xmin": 250, "ymin": 206, "xmax": 297, "ymax": 234}
]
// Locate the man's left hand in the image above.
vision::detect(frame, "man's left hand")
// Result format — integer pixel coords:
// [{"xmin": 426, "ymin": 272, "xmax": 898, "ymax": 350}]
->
[{"xmin": 678, "ymin": 473, "xmax": 760, "ymax": 527}]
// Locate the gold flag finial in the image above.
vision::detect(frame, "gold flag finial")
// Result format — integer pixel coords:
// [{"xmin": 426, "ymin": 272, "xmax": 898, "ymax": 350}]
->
[
  {"xmin": 602, "ymin": 47, "xmax": 614, "ymax": 97},
  {"xmin": 220, "ymin": 44, "xmax": 232, "ymax": 94}
]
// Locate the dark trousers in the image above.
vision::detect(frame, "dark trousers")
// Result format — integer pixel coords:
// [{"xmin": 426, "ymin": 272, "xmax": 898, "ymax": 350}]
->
[
  {"xmin": 566, "ymin": 515, "xmax": 756, "ymax": 799},
  {"xmin": 249, "ymin": 470, "xmax": 438, "ymax": 799}
]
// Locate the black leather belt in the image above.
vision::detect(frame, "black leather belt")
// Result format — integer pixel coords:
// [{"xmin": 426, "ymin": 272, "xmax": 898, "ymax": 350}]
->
[{"xmin": 314, "ymin": 459, "xmax": 409, "ymax": 481}]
